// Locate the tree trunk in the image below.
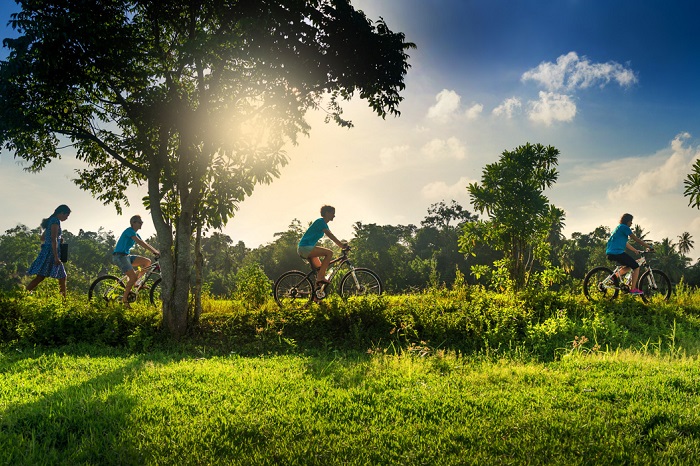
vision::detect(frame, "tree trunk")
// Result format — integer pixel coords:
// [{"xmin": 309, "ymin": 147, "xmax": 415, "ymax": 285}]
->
[
  {"xmin": 162, "ymin": 212, "xmax": 193, "ymax": 339},
  {"xmin": 193, "ymin": 222, "xmax": 203, "ymax": 325}
]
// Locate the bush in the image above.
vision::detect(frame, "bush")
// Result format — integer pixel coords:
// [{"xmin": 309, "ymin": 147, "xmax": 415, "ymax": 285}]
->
[
  {"xmin": 5, "ymin": 286, "xmax": 700, "ymax": 361},
  {"xmin": 0, "ymin": 291, "xmax": 161, "ymax": 348},
  {"xmin": 233, "ymin": 264, "xmax": 272, "ymax": 310}
]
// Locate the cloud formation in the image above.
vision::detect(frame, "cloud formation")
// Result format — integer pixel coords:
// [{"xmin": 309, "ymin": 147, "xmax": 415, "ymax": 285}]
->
[
  {"xmin": 421, "ymin": 137, "xmax": 466, "ymax": 160},
  {"xmin": 522, "ymin": 51, "xmax": 638, "ymax": 92},
  {"xmin": 427, "ymin": 89, "xmax": 461, "ymax": 121},
  {"xmin": 528, "ymin": 91, "xmax": 577, "ymax": 125},
  {"xmin": 607, "ymin": 133, "xmax": 699, "ymax": 201},
  {"xmin": 492, "ymin": 97, "xmax": 522, "ymax": 119},
  {"xmin": 421, "ymin": 176, "xmax": 473, "ymax": 200},
  {"xmin": 465, "ymin": 103, "xmax": 483, "ymax": 120}
]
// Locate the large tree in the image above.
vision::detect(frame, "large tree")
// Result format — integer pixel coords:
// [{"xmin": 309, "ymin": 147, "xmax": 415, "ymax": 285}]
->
[
  {"xmin": 460, "ymin": 143, "xmax": 560, "ymax": 289},
  {"xmin": 0, "ymin": 0, "xmax": 413, "ymax": 337}
]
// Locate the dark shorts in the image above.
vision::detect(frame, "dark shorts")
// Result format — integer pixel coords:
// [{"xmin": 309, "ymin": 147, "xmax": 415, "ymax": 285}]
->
[{"xmin": 607, "ymin": 252, "xmax": 639, "ymax": 269}]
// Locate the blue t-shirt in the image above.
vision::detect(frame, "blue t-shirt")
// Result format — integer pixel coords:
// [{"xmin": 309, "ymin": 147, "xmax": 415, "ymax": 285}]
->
[
  {"xmin": 606, "ymin": 224, "xmax": 632, "ymax": 255},
  {"xmin": 114, "ymin": 227, "xmax": 141, "ymax": 255},
  {"xmin": 298, "ymin": 218, "xmax": 329, "ymax": 248}
]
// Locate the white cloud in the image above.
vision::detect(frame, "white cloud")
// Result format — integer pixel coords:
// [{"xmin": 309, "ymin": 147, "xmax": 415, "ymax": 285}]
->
[
  {"xmin": 492, "ymin": 97, "xmax": 522, "ymax": 119},
  {"xmin": 522, "ymin": 51, "xmax": 638, "ymax": 92},
  {"xmin": 421, "ymin": 176, "xmax": 473, "ymax": 200},
  {"xmin": 465, "ymin": 103, "xmax": 483, "ymax": 120},
  {"xmin": 528, "ymin": 91, "xmax": 577, "ymax": 125},
  {"xmin": 607, "ymin": 133, "xmax": 699, "ymax": 200},
  {"xmin": 379, "ymin": 145, "xmax": 411, "ymax": 167},
  {"xmin": 421, "ymin": 137, "xmax": 466, "ymax": 160},
  {"xmin": 427, "ymin": 89, "xmax": 461, "ymax": 122}
]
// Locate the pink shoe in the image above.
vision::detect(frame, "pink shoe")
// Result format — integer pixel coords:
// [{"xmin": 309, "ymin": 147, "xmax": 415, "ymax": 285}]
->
[{"xmin": 629, "ymin": 288, "xmax": 644, "ymax": 295}]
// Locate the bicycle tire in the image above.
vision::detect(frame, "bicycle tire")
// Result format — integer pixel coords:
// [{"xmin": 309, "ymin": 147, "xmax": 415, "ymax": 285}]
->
[
  {"xmin": 149, "ymin": 278, "xmax": 162, "ymax": 305},
  {"xmin": 274, "ymin": 271, "xmax": 313, "ymax": 309},
  {"xmin": 583, "ymin": 266, "xmax": 619, "ymax": 302},
  {"xmin": 88, "ymin": 275, "xmax": 126, "ymax": 303},
  {"xmin": 639, "ymin": 269, "xmax": 672, "ymax": 303},
  {"xmin": 340, "ymin": 268, "xmax": 382, "ymax": 298}
]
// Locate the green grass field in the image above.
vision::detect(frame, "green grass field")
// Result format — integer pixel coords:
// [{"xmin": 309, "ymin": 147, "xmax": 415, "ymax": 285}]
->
[
  {"xmin": 2, "ymin": 286, "xmax": 700, "ymax": 464},
  {"xmin": 1, "ymin": 347, "xmax": 699, "ymax": 465}
]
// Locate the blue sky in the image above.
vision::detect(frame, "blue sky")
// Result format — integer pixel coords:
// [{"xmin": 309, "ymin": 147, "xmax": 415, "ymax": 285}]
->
[{"xmin": 2, "ymin": 0, "xmax": 700, "ymax": 258}]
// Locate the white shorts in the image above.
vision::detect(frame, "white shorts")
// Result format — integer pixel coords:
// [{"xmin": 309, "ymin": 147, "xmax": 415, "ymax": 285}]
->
[{"xmin": 297, "ymin": 245, "xmax": 315, "ymax": 259}]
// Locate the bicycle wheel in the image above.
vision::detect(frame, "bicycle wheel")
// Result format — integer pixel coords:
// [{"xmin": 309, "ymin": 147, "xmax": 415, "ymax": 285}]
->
[
  {"xmin": 149, "ymin": 278, "xmax": 162, "ymax": 305},
  {"xmin": 583, "ymin": 266, "xmax": 619, "ymax": 302},
  {"xmin": 340, "ymin": 268, "xmax": 382, "ymax": 298},
  {"xmin": 274, "ymin": 271, "xmax": 313, "ymax": 309},
  {"xmin": 88, "ymin": 275, "xmax": 126, "ymax": 303},
  {"xmin": 639, "ymin": 269, "xmax": 672, "ymax": 303}
]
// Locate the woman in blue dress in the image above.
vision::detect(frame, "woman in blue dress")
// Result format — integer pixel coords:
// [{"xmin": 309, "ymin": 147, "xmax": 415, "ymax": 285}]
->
[{"xmin": 26, "ymin": 204, "xmax": 71, "ymax": 298}]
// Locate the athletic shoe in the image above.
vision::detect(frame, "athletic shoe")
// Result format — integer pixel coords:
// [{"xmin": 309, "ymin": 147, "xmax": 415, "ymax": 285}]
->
[{"xmin": 629, "ymin": 288, "xmax": 644, "ymax": 295}]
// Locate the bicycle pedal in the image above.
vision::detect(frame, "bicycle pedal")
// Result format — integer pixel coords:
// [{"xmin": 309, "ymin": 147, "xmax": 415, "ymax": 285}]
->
[{"xmin": 315, "ymin": 290, "xmax": 326, "ymax": 299}]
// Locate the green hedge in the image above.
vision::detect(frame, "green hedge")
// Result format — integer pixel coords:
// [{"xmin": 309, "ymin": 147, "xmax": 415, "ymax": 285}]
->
[{"xmin": 3, "ymin": 286, "xmax": 700, "ymax": 361}]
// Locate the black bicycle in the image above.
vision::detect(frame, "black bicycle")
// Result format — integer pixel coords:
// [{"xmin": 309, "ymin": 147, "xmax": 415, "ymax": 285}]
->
[
  {"xmin": 273, "ymin": 247, "xmax": 382, "ymax": 309},
  {"xmin": 88, "ymin": 256, "xmax": 162, "ymax": 305},
  {"xmin": 583, "ymin": 250, "xmax": 671, "ymax": 303}
]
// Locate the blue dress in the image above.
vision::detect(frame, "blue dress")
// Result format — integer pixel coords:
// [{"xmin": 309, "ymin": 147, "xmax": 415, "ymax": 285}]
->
[{"xmin": 27, "ymin": 217, "xmax": 67, "ymax": 279}]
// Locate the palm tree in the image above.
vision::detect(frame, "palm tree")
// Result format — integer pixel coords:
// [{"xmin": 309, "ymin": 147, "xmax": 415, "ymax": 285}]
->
[
  {"xmin": 654, "ymin": 237, "xmax": 689, "ymax": 283},
  {"xmin": 632, "ymin": 225, "xmax": 649, "ymax": 242},
  {"xmin": 677, "ymin": 232, "xmax": 694, "ymax": 256}
]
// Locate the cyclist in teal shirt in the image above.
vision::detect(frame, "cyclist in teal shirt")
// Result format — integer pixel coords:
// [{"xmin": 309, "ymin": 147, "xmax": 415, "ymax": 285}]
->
[
  {"xmin": 606, "ymin": 213, "xmax": 652, "ymax": 295},
  {"xmin": 297, "ymin": 205, "xmax": 347, "ymax": 286},
  {"xmin": 112, "ymin": 215, "xmax": 160, "ymax": 306}
]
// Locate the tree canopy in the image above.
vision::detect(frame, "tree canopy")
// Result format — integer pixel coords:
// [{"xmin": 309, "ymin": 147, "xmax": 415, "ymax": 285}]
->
[
  {"xmin": 460, "ymin": 143, "xmax": 560, "ymax": 289},
  {"xmin": 0, "ymin": 0, "xmax": 414, "ymax": 337}
]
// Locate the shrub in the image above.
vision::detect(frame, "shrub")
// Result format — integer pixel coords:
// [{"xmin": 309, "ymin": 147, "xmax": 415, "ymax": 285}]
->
[{"xmin": 233, "ymin": 264, "xmax": 272, "ymax": 310}]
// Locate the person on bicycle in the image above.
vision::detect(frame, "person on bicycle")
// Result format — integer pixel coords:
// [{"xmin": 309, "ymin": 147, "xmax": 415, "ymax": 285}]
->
[
  {"xmin": 606, "ymin": 213, "xmax": 653, "ymax": 295},
  {"xmin": 112, "ymin": 215, "xmax": 160, "ymax": 306},
  {"xmin": 297, "ymin": 205, "xmax": 348, "ymax": 287}
]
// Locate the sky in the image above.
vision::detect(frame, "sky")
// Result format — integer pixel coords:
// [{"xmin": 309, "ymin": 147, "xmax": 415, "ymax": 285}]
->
[{"xmin": 2, "ymin": 0, "xmax": 700, "ymax": 258}]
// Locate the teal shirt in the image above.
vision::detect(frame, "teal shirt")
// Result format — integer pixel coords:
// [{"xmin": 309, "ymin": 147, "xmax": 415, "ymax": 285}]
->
[
  {"xmin": 298, "ymin": 218, "xmax": 329, "ymax": 248},
  {"xmin": 114, "ymin": 227, "xmax": 141, "ymax": 255},
  {"xmin": 606, "ymin": 224, "xmax": 632, "ymax": 255}
]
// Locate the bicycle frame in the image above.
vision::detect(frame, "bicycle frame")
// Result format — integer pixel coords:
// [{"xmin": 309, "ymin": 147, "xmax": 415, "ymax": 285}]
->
[
  {"xmin": 305, "ymin": 248, "xmax": 382, "ymax": 299},
  {"xmin": 127, "ymin": 260, "xmax": 161, "ymax": 291},
  {"xmin": 305, "ymin": 249, "xmax": 356, "ymax": 292},
  {"xmin": 605, "ymin": 253, "xmax": 655, "ymax": 291}
]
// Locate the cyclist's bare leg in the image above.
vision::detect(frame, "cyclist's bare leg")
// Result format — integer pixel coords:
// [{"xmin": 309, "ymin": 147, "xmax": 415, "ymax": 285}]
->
[
  {"xmin": 618, "ymin": 266, "xmax": 629, "ymax": 280},
  {"xmin": 122, "ymin": 256, "xmax": 151, "ymax": 303},
  {"xmin": 131, "ymin": 256, "xmax": 151, "ymax": 282},
  {"xmin": 122, "ymin": 269, "xmax": 138, "ymax": 304},
  {"xmin": 307, "ymin": 246, "xmax": 333, "ymax": 282},
  {"xmin": 631, "ymin": 267, "xmax": 641, "ymax": 290}
]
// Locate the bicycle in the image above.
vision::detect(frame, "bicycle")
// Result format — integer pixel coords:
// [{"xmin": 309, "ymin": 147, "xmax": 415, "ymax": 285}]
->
[
  {"xmin": 88, "ymin": 256, "xmax": 162, "ymax": 305},
  {"xmin": 273, "ymin": 246, "xmax": 382, "ymax": 309},
  {"xmin": 583, "ymin": 250, "xmax": 671, "ymax": 303}
]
